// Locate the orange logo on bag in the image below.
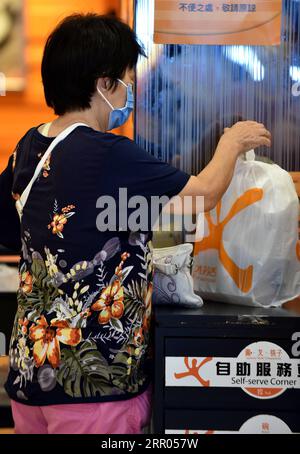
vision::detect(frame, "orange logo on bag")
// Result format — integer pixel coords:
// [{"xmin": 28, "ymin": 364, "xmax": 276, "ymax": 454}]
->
[
  {"xmin": 174, "ymin": 356, "xmax": 213, "ymax": 387},
  {"xmin": 194, "ymin": 188, "xmax": 263, "ymax": 293}
]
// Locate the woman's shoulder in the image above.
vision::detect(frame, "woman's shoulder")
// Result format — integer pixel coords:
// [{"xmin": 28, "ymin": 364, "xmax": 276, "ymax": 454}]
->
[
  {"xmin": 12, "ymin": 126, "xmax": 41, "ymax": 171},
  {"xmin": 80, "ymin": 126, "xmax": 134, "ymax": 148},
  {"xmin": 78, "ymin": 127, "xmax": 148, "ymax": 159}
]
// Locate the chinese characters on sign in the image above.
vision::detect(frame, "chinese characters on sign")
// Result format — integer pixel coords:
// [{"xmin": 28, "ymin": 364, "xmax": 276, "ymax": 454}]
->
[
  {"xmin": 178, "ymin": 3, "xmax": 257, "ymax": 13},
  {"xmin": 154, "ymin": 0, "xmax": 282, "ymax": 45},
  {"xmin": 216, "ymin": 361, "xmax": 298, "ymax": 377},
  {"xmin": 165, "ymin": 342, "xmax": 300, "ymax": 399}
]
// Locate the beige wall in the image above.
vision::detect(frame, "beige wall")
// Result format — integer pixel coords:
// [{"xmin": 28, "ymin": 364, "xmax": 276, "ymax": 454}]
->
[{"xmin": 0, "ymin": 0, "xmax": 134, "ymax": 171}]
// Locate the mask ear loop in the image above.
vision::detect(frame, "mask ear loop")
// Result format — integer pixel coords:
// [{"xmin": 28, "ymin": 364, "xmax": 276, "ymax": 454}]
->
[
  {"xmin": 117, "ymin": 78, "xmax": 128, "ymax": 88},
  {"xmin": 97, "ymin": 85, "xmax": 114, "ymax": 110},
  {"xmin": 117, "ymin": 79, "xmax": 134, "ymax": 97}
]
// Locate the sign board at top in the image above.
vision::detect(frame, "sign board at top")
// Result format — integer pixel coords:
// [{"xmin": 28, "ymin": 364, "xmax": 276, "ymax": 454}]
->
[{"xmin": 154, "ymin": 1, "xmax": 282, "ymax": 45}]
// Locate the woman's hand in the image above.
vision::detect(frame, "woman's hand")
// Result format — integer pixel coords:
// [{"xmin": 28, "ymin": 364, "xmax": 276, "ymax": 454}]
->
[
  {"xmin": 220, "ymin": 120, "xmax": 271, "ymax": 156},
  {"xmin": 178, "ymin": 120, "xmax": 272, "ymax": 212}
]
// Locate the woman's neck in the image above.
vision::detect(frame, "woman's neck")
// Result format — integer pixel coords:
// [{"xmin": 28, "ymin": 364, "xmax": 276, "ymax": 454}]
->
[{"xmin": 46, "ymin": 109, "xmax": 107, "ymax": 137}]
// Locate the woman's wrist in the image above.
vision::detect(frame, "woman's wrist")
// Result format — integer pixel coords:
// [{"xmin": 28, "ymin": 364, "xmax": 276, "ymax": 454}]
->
[{"xmin": 216, "ymin": 134, "xmax": 242, "ymax": 158}]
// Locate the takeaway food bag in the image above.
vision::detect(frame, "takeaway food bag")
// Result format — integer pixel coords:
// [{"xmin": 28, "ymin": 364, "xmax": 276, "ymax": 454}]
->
[{"xmin": 192, "ymin": 150, "xmax": 300, "ymax": 307}]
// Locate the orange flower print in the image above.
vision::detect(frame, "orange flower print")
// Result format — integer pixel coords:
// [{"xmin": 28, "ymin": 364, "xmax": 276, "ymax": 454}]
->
[
  {"xmin": 115, "ymin": 252, "xmax": 130, "ymax": 276},
  {"xmin": 92, "ymin": 280, "xmax": 124, "ymax": 325},
  {"xmin": 37, "ymin": 151, "xmax": 51, "ymax": 178},
  {"xmin": 48, "ymin": 204, "xmax": 76, "ymax": 239},
  {"xmin": 133, "ymin": 327, "xmax": 144, "ymax": 347},
  {"xmin": 18, "ymin": 317, "xmax": 29, "ymax": 335},
  {"xmin": 29, "ymin": 315, "xmax": 82, "ymax": 368},
  {"xmin": 142, "ymin": 281, "xmax": 152, "ymax": 332},
  {"xmin": 49, "ymin": 214, "xmax": 67, "ymax": 235},
  {"xmin": 42, "ymin": 155, "xmax": 51, "ymax": 178},
  {"xmin": 20, "ymin": 271, "xmax": 33, "ymax": 294}
]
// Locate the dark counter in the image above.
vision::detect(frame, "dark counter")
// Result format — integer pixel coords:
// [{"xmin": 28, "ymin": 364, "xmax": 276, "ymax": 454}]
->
[{"xmin": 153, "ymin": 301, "xmax": 300, "ymax": 434}]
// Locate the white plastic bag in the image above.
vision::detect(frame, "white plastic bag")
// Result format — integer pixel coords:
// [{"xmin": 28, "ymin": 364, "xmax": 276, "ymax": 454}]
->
[{"xmin": 192, "ymin": 150, "xmax": 300, "ymax": 307}]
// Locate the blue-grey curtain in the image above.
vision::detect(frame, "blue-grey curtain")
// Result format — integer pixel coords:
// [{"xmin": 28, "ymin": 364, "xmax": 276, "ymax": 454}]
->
[{"xmin": 134, "ymin": 0, "xmax": 300, "ymax": 173}]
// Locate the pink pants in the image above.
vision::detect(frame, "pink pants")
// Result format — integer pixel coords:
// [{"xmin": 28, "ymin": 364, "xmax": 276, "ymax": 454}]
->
[{"xmin": 11, "ymin": 384, "xmax": 153, "ymax": 434}]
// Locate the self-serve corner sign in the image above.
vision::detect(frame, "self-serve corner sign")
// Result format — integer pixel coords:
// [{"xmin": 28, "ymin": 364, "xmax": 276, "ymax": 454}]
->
[
  {"xmin": 154, "ymin": 0, "xmax": 282, "ymax": 46},
  {"xmin": 165, "ymin": 341, "xmax": 300, "ymax": 399}
]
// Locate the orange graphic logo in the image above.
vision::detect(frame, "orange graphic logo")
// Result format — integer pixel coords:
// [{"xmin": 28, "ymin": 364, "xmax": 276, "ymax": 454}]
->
[
  {"xmin": 194, "ymin": 188, "xmax": 263, "ymax": 293},
  {"xmin": 174, "ymin": 356, "xmax": 213, "ymax": 387}
]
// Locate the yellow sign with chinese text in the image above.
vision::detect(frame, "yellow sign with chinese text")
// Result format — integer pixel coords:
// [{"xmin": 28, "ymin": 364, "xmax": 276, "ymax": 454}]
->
[{"xmin": 154, "ymin": 1, "xmax": 282, "ymax": 45}]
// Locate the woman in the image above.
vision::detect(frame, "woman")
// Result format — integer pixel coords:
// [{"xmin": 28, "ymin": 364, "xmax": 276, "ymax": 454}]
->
[{"xmin": 0, "ymin": 13, "xmax": 271, "ymax": 434}]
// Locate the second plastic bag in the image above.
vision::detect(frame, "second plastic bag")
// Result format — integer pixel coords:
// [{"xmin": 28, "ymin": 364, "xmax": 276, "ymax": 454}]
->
[{"xmin": 192, "ymin": 150, "xmax": 300, "ymax": 307}]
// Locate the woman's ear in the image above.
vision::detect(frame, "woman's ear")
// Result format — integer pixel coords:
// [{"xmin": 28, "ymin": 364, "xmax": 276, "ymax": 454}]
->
[{"xmin": 96, "ymin": 77, "xmax": 110, "ymax": 92}]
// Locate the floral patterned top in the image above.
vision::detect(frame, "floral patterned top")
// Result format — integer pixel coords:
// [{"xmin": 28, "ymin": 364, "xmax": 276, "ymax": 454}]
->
[{"xmin": 1, "ymin": 125, "xmax": 189, "ymax": 405}]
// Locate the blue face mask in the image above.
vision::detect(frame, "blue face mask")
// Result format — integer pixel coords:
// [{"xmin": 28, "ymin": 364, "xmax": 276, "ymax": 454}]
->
[{"xmin": 97, "ymin": 79, "xmax": 134, "ymax": 130}]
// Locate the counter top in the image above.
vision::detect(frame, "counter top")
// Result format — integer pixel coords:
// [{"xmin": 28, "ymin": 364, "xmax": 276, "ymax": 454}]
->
[{"xmin": 153, "ymin": 300, "xmax": 300, "ymax": 329}]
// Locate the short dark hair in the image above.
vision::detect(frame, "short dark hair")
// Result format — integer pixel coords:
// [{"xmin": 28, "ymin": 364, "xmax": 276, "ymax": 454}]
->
[{"xmin": 41, "ymin": 13, "xmax": 146, "ymax": 115}]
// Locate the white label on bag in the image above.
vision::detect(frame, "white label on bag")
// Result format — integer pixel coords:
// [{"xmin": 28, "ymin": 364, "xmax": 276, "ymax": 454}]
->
[
  {"xmin": 165, "ymin": 415, "xmax": 294, "ymax": 434},
  {"xmin": 165, "ymin": 342, "xmax": 300, "ymax": 399}
]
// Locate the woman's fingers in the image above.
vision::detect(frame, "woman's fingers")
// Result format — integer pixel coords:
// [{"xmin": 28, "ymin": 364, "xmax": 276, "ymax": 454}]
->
[
  {"xmin": 254, "ymin": 137, "xmax": 271, "ymax": 147},
  {"xmin": 258, "ymin": 128, "xmax": 271, "ymax": 140},
  {"xmin": 221, "ymin": 120, "xmax": 272, "ymax": 154}
]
